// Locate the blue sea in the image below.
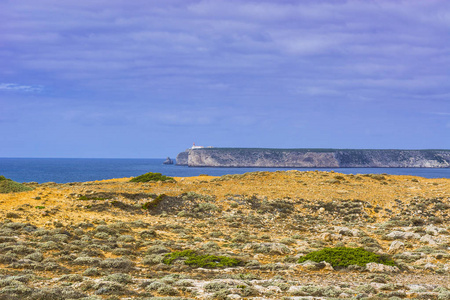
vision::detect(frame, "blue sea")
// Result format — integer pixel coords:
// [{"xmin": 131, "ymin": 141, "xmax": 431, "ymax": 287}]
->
[{"xmin": 1, "ymin": 158, "xmax": 450, "ymax": 183}]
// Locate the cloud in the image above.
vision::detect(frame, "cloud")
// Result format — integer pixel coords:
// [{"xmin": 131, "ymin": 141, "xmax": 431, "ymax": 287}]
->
[
  {"xmin": 1, "ymin": 0, "xmax": 450, "ymax": 156},
  {"xmin": 2, "ymin": 0, "xmax": 448, "ymax": 97},
  {"xmin": 0, "ymin": 83, "xmax": 43, "ymax": 92},
  {"xmin": 430, "ymin": 112, "xmax": 450, "ymax": 116}
]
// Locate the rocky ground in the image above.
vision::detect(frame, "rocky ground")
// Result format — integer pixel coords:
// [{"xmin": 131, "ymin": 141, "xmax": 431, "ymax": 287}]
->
[{"xmin": 0, "ymin": 170, "xmax": 449, "ymax": 299}]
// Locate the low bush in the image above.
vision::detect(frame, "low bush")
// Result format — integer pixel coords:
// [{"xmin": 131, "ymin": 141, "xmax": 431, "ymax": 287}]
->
[
  {"xmin": 142, "ymin": 194, "xmax": 166, "ymax": 210},
  {"xmin": 130, "ymin": 172, "xmax": 175, "ymax": 183},
  {"xmin": 103, "ymin": 273, "xmax": 133, "ymax": 284},
  {"xmin": 78, "ymin": 195, "xmax": 106, "ymax": 200},
  {"xmin": 83, "ymin": 267, "xmax": 102, "ymax": 276},
  {"xmin": 143, "ymin": 254, "xmax": 165, "ymax": 266},
  {"xmin": 99, "ymin": 257, "xmax": 135, "ymax": 270},
  {"xmin": 0, "ymin": 176, "xmax": 33, "ymax": 193},
  {"xmin": 298, "ymin": 247, "xmax": 395, "ymax": 269},
  {"xmin": 163, "ymin": 250, "xmax": 241, "ymax": 268}
]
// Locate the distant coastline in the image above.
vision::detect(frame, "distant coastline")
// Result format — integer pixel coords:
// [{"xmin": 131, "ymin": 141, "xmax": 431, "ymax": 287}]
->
[{"xmin": 176, "ymin": 148, "xmax": 450, "ymax": 168}]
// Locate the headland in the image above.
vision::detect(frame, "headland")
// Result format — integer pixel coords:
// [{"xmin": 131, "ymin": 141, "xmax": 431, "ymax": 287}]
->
[{"xmin": 177, "ymin": 147, "xmax": 450, "ymax": 168}]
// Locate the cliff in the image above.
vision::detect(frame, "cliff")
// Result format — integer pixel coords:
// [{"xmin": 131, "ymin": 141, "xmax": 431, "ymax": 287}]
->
[
  {"xmin": 175, "ymin": 150, "xmax": 189, "ymax": 165},
  {"xmin": 176, "ymin": 148, "xmax": 450, "ymax": 168}
]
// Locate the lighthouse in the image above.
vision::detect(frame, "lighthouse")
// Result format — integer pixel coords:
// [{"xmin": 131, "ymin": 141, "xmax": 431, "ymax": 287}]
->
[{"xmin": 191, "ymin": 142, "xmax": 204, "ymax": 150}]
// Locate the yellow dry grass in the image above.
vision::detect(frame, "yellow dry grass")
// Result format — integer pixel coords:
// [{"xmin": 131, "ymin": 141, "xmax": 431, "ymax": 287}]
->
[{"xmin": 0, "ymin": 171, "xmax": 448, "ymax": 227}]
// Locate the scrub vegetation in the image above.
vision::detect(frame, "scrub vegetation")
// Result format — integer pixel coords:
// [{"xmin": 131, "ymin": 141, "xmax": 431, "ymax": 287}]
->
[
  {"xmin": 129, "ymin": 172, "xmax": 175, "ymax": 183},
  {"xmin": 0, "ymin": 171, "xmax": 448, "ymax": 298},
  {"xmin": 163, "ymin": 249, "xmax": 242, "ymax": 268},
  {"xmin": 0, "ymin": 175, "xmax": 33, "ymax": 193},
  {"xmin": 298, "ymin": 247, "xmax": 396, "ymax": 268}
]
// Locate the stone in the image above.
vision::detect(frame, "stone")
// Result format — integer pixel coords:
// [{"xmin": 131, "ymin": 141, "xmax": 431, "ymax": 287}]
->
[
  {"xmin": 420, "ymin": 234, "xmax": 437, "ymax": 245},
  {"xmin": 300, "ymin": 260, "xmax": 326, "ymax": 270},
  {"xmin": 388, "ymin": 240, "xmax": 405, "ymax": 254},
  {"xmin": 425, "ymin": 225, "xmax": 439, "ymax": 236},
  {"xmin": 335, "ymin": 226, "xmax": 352, "ymax": 236},
  {"xmin": 365, "ymin": 263, "xmax": 400, "ymax": 273},
  {"xmin": 322, "ymin": 261, "xmax": 334, "ymax": 271},
  {"xmin": 320, "ymin": 232, "xmax": 332, "ymax": 241},
  {"xmin": 269, "ymin": 243, "xmax": 291, "ymax": 255},
  {"xmin": 386, "ymin": 231, "xmax": 420, "ymax": 240},
  {"xmin": 424, "ymin": 263, "xmax": 438, "ymax": 270}
]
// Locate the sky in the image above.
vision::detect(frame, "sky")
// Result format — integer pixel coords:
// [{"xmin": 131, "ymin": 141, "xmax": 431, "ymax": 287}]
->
[{"xmin": 1, "ymin": 0, "xmax": 450, "ymax": 158}]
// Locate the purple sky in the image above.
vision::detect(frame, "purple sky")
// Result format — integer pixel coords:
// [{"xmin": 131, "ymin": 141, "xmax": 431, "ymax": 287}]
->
[{"xmin": 1, "ymin": 0, "xmax": 450, "ymax": 158}]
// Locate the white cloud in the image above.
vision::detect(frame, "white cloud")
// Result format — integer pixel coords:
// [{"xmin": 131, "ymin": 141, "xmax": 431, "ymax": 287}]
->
[
  {"xmin": 1, "ymin": 0, "xmax": 449, "ymax": 104},
  {"xmin": 0, "ymin": 83, "xmax": 43, "ymax": 92}
]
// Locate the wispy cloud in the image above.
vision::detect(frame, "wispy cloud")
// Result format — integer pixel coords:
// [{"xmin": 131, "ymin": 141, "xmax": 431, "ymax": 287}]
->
[
  {"xmin": 0, "ymin": 83, "xmax": 43, "ymax": 92},
  {"xmin": 430, "ymin": 112, "xmax": 450, "ymax": 116}
]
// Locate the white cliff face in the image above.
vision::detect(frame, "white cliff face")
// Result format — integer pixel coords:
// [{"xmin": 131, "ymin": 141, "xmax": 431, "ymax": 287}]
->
[
  {"xmin": 177, "ymin": 148, "xmax": 450, "ymax": 168},
  {"xmin": 187, "ymin": 149, "xmax": 339, "ymax": 167},
  {"xmin": 335, "ymin": 150, "xmax": 450, "ymax": 168},
  {"xmin": 175, "ymin": 151, "xmax": 189, "ymax": 165}
]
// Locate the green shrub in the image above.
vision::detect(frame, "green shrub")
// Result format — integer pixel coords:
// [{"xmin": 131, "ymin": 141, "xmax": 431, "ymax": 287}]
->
[
  {"xmin": 78, "ymin": 195, "xmax": 106, "ymax": 200},
  {"xmin": 130, "ymin": 172, "xmax": 175, "ymax": 183},
  {"xmin": 298, "ymin": 247, "xmax": 395, "ymax": 269},
  {"xmin": 163, "ymin": 250, "xmax": 241, "ymax": 268},
  {"xmin": 0, "ymin": 176, "xmax": 33, "ymax": 193},
  {"xmin": 142, "ymin": 194, "xmax": 166, "ymax": 210}
]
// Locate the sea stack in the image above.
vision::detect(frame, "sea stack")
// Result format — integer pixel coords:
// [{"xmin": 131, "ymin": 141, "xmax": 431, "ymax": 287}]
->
[{"xmin": 163, "ymin": 157, "xmax": 174, "ymax": 165}]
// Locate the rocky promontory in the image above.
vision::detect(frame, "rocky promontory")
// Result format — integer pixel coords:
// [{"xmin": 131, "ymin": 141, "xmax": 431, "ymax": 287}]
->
[{"xmin": 176, "ymin": 148, "xmax": 450, "ymax": 167}]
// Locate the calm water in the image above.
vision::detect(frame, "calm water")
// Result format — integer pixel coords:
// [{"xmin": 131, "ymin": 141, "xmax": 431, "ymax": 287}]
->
[{"xmin": 1, "ymin": 158, "xmax": 450, "ymax": 183}]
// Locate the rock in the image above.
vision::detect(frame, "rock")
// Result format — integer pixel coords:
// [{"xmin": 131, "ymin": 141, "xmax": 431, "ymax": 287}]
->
[
  {"xmin": 425, "ymin": 225, "xmax": 440, "ymax": 236},
  {"xmin": 299, "ymin": 260, "xmax": 326, "ymax": 270},
  {"xmin": 253, "ymin": 284, "xmax": 282, "ymax": 294},
  {"xmin": 386, "ymin": 231, "xmax": 420, "ymax": 240},
  {"xmin": 365, "ymin": 263, "xmax": 400, "ymax": 273},
  {"xmin": 388, "ymin": 240, "xmax": 405, "ymax": 254},
  {"xmin": 320, "ymin": 232, "xmax": 342, "ymax": 241},
  {"xmin": 253, "ymin": 254, "xmax": 264, "ymax": 260},
  {"xmin": 334, "ymin": 226, "xmax": 361, "ymax": 237},
  {"xmin": 320, "ymin": 232, "xmax": 332, "ymax": 241},
  {"xmin": 322, "ymin": 261, "xmax": 334, "ymax": 271},
  {"xmin": 270, "ymin": 243, "xmax": 291, "ymax": 255},
  {"xmin": 335, "ymin": 226, "xmax": 352, "ymax": 236},
  {"xmin": 420, "ymin": 234, "xmax": 437, "ymax": 245},
  {"xmin": 424, "ymin": 263, "xmax": 438, "ymax": 270},
  {"xmin": 162, "ymin": 157, "xmax": 173, "ymax": 165},
  {"xmin": 350, "ymin": 228, "xmax": 361, "ymax": 237},
  {"xmin": 407, "ymin": 284, "xmax": 429, "ymax": 292}
]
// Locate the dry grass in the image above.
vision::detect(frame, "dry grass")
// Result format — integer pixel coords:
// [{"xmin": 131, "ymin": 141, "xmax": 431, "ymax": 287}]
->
[{"xmin": 0, "ymin": 171, "xmax": 448, "ymax": 299}]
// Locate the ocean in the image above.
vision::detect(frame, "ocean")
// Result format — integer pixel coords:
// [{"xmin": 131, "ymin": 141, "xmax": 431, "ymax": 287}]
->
[{"xmin": 1, "ymin": 158, "xmax": 450, "ymax": 184}]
